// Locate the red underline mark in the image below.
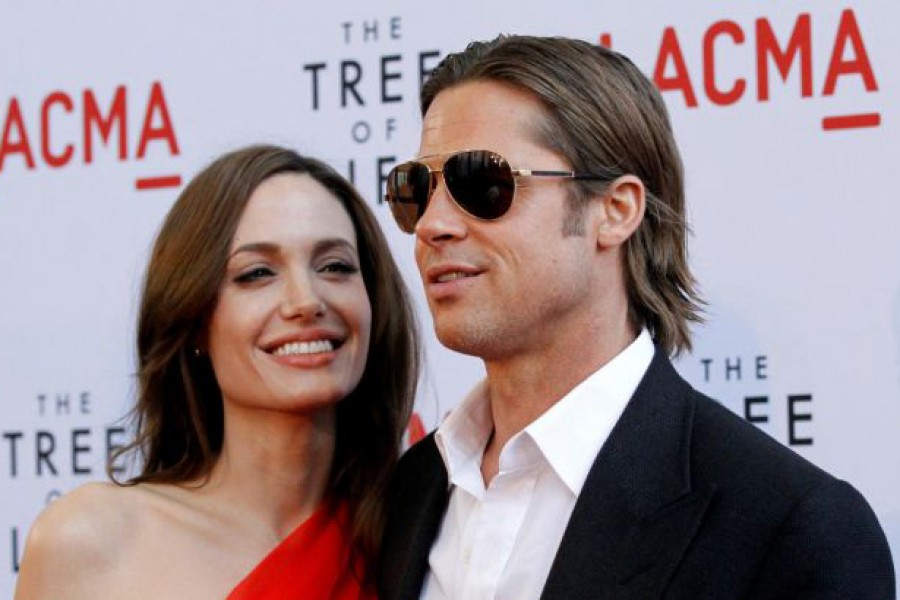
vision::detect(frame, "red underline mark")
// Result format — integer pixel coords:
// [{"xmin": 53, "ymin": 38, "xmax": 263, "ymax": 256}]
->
[
  {"xmin": 822, "ymin": 113, "xmax": 881, "ymax": 131},
  {"xmin": 135, "ymin": 175, "xmax": 182, "ymax": 191}
]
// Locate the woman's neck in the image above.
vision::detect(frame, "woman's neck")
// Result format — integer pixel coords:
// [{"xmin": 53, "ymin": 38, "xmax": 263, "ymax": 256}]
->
[{"xmin": 197, "ymin": 405, "xmax": 336, "ymax": 540}]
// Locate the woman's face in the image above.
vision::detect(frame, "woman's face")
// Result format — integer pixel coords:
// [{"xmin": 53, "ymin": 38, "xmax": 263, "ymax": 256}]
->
[{"xmin": 206, "ymin": 173, "xmax": 372, "ymax": 415}]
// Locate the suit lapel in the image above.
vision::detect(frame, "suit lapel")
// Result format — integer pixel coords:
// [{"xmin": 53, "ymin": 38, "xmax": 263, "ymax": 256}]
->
[
  {"xmin": 541, "ymin": 351, "xmax": 715, "ymax": 600},
  {"xmin": 392, "ymin": 438, "xmax": 450, "ymax": 600}
]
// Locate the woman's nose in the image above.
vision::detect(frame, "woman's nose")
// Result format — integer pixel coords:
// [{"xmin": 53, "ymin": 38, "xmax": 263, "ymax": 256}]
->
[{"xmin": 279, "ymin": 277, "xmax": 325, "ymax": 321}]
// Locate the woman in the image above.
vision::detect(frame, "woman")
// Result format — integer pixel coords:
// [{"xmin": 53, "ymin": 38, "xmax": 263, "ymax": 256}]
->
[{"xmin": 15, "ymin": 145, "xmax": 419, "ymax": 599}]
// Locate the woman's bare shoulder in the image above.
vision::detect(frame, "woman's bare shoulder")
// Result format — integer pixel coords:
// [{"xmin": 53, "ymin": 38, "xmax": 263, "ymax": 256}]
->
[
  {"xmin": 24, "ymin": 481, "xmax": 136, "ymax": 558},
  {"xmin": 14, "ymin": 482, "xmax": 146, "ymax": 599},
  {"xmin": 15, "ymin": 480, "xmax": 246, "ymax": 599}
]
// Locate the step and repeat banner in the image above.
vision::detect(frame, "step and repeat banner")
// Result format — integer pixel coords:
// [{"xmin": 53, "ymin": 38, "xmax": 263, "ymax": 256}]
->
[{"xmin": 1, "ymin": 0, "xmax": 898, "ymax": 594}]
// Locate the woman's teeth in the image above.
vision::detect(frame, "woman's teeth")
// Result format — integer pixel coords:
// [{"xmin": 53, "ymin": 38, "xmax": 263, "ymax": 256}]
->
[{"xmin": 273, "ymin": 340, "xmax": 334, "ymax": 356}]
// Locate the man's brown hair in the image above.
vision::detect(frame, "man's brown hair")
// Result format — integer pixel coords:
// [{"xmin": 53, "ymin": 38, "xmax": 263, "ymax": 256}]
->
[{"xmin": 422, "ymin": 35, "xmax": 703, "ymax": 355}]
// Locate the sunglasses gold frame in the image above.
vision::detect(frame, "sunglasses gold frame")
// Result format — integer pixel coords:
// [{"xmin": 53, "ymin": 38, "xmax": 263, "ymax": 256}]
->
[{"xmin": 385, "ymin": 149, "xmax": 612, "ymax": 233}]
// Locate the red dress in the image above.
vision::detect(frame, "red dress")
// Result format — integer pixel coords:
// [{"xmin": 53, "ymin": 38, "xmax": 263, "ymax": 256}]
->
[{"xmin": 227, "ymin": 503, "xmax": 375, "ymax": 600}]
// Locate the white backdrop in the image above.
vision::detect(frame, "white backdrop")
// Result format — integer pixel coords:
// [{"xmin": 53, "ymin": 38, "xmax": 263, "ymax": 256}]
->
[{"xmin": 1, "ymin": 1, "xmax": 898, "ymax": 595}]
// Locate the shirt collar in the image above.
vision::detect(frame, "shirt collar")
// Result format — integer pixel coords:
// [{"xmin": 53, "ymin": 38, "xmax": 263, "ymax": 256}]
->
[
  {"xmin": 525, "ymin": 329, "xmax": 654, "ymax": 494},
  {"xmin": 435, "ymin": 330, "xmax": 655, "ymax": 496},
  {"xmin": 434, "ymin": 378, "xmax": 493, "ymax": 496}
]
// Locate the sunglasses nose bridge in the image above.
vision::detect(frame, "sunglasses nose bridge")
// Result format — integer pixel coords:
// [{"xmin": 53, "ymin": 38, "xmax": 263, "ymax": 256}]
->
[
  {"xmin": 428, "ymin": 168, "xmax": 443, "ymax": 200},
  {"xmin": 421, "ymin": 165, "xmax": 454, "ymax": 207},
  {"xmin": 414, "ymin": 167, "xmax": 471, "ymax": 239}
]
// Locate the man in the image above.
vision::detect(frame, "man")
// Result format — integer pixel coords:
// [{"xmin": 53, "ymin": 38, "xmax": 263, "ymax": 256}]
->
[{"xmin": 378, "ymin": 35, "xmax": 894, "ymax": 599}]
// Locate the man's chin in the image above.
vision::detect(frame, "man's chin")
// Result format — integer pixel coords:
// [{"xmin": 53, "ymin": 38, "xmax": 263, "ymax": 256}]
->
[{"xmin": 433, "ymin": 319, "xmax": 494, "ymax": 358}]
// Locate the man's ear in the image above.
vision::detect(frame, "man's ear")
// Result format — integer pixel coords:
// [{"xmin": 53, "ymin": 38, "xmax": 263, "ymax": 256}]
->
[{"xmin": 594, "ymin": 175, "xmax": 646, "ymax": 249}]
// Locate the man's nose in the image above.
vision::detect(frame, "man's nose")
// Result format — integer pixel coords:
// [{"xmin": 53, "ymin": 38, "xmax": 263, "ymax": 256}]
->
[{"xmin": 415, "ymin": 179, "xmax": 468, "ymax": 246}]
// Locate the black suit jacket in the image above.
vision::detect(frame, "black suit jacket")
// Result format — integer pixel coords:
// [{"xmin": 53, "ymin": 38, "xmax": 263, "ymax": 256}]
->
[{"xmin": 379, "ymin": 350, "xmax": 895, "ymax": 599}]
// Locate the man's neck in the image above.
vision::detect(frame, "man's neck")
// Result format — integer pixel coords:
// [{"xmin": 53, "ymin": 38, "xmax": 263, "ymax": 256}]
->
[{"xmin": 480, "ymin": 322, "xmax": 638, "ymax": 484}]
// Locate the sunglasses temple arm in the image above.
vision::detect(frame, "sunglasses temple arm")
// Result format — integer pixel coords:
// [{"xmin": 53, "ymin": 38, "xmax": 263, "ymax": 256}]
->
[{"xmin": 518, "ymin": 169, "xmax": 610, "ymax": 181}]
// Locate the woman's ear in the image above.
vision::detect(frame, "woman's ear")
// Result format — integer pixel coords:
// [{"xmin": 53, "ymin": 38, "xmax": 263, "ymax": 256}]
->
[
  {"xmin": 192, "ymin": 326, "xmax": 210, "ymax": 358},
  {"xmin": 594, "ymin": 175, "xmax": 646, "ymax": 249}
]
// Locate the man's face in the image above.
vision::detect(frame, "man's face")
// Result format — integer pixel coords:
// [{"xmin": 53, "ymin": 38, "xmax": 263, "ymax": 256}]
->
[{"xmin": 414, "ymin": 80, "xmax": 604, "ymax": 362}]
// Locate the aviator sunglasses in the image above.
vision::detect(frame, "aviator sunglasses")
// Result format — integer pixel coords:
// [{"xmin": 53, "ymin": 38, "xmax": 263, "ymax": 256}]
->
[{"xmin": 384, "ymin": 149, "xmax": 611, "ymax": 233}]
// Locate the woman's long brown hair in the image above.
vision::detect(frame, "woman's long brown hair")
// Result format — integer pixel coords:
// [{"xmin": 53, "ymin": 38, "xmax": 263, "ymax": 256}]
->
[{"xmin": 110, "ymin": 144, "xmax": 419, "ymax": 578}]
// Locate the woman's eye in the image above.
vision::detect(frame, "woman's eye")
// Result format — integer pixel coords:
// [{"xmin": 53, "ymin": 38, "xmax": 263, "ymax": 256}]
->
[
  {"xmin": 234, "ymin": 266, "xmax": 275, "ymax": 283},
  {"xmin": 320, "ymin": 260, "xmax": 359, "ymax": 275}
]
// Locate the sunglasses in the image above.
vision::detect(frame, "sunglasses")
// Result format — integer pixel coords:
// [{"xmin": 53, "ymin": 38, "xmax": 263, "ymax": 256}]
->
[{"xmin": 384, "ymin": 149, "xmax": 610, "ymax": 233}]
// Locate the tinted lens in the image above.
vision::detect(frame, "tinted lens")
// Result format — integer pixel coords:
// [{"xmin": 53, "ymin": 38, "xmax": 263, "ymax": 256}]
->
[
  {"xmin": 444, "ymin": 151, "xmax": 514, "ymax": 220},
  {"xmin": 386, "ymin": 162, "xmax": 432, "ymax": 233}
]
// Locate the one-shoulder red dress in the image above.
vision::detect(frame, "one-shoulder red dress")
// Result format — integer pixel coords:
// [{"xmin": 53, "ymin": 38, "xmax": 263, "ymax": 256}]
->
[{"xmin": 227, "ymin": 503, "xmax": 374, "ymax": 599}]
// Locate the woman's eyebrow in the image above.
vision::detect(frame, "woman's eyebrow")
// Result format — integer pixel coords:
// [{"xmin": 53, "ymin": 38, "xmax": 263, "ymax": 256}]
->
[{"xmin": 228, "ymin": 238, "xmax": 357, "ymax": 260}]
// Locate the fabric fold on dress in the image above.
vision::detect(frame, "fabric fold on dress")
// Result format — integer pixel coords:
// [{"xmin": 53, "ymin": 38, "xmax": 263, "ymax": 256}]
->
[{"xmin": 227, "ymin": 502, "xmax": 374, "ymax": 600}]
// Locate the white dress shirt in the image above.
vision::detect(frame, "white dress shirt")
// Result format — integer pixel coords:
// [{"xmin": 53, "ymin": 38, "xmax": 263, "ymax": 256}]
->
[{"xmin": 421, "ymin": 330, "xmax": 654, "ymax": 600}]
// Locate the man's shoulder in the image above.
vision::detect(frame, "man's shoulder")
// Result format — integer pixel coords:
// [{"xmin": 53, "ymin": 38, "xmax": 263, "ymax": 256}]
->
[
  {"xmin": 687, "ymin": 391, "xmax": 893, "ymax": 571},
  {"xmin": 399, "ymin": 431, "xmax": 441, "ymax": 464},
  {"xmin": 635, "ymin": 375, "xmax": 894, "ymax": 594},
  {"xmin": 394, "ymin": 432, "xmax": 445, "ymax": 489},
  {"xmin": 640, "ymin": 359, "xmax": 875, "ymax": 525},
  {"xmin": 641, "ymin": 353, "xmax": 832, "ymax": 494},
  {"xmin": 689, "ymin": 390, "xmax": 831, "ymax": 492},
  {"xmin": 691, "ymin": 395, "xmax": 896, "ymax": 594}
]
